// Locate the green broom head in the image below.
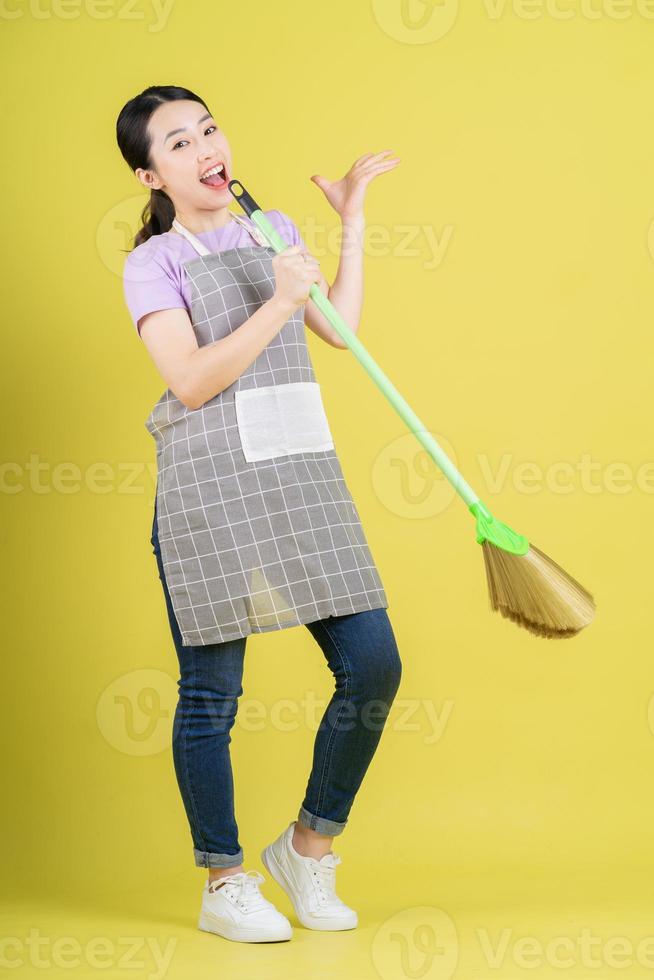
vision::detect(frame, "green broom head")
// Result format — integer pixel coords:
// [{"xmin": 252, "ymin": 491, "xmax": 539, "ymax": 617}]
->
[{"xmin": 469, "ymin": 502, "xmax": 596, "ymax": 639}]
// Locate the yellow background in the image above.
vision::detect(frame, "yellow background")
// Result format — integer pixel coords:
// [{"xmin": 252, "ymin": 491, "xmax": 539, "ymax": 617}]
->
[{"xmin": 3, "ymin": 0, "xmax": 654, "ymax": 976}]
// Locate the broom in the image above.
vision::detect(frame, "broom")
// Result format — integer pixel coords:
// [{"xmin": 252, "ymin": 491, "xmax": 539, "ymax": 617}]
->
[{"xmin": 228, "ymin": 180, "xmax": 596, "ymax": 640}]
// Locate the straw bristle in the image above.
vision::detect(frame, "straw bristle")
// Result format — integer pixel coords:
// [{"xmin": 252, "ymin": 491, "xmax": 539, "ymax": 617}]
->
[{"xmin": 480, "ymin": 541, "xmax": 595, "ymax": 639}]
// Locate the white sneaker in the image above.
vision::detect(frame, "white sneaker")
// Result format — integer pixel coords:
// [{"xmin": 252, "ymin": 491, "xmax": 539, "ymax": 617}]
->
[
  {"xmin": 261, "ymin": 821, "xmax": 358, "ymax": 931},
  {"xmin": 198, "ymin": 869, "xmax": 292, "ymax": 943}
]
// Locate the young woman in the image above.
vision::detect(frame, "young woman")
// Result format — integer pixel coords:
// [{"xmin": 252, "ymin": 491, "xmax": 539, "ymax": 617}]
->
[{"xmin": 116, "ymin": 85, "xmax": 403, "ymax": 944}]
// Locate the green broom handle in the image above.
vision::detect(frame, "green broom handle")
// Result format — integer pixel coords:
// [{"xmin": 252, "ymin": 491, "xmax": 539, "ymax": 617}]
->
[{"xmin": 228, "ymin": 180, "xmax": 481, "ymax": 511}]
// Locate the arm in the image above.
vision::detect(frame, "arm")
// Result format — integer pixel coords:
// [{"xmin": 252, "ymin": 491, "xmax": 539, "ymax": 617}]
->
[
  {"xmin": 138, "ymin": 244, "xmax": 318, "ymax": 410},
  {"xmin": 139, "ymin": 295, "xmax": 296, "ymax": 410},
  {"xmin": 303, "ymin": 215, "xmax": 365, "ymax": 351},
  {"xmin": 304, "ymin": 149, "xmax": 401, "ymax": 349}
]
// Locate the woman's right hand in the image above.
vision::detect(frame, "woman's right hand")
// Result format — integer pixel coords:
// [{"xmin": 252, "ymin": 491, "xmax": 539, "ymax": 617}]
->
[{"xmin": 272, "ymin": 245, "xmax": 322, "ymax": 310}]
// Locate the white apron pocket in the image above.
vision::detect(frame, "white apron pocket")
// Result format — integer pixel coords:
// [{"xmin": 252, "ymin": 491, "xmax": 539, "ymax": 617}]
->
[{"xmin": 234, "ymin": 381, "xmax": 335, "ymax": 462}]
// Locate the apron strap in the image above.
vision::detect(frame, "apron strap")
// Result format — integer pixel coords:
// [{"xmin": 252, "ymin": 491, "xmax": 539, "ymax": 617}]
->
[
  {"xmin": 172, "ymin": 211, "xmax": 269, "ymax": 253},
  {"xmin": 229, "ymin": 211, "xmax": 269, "ymax": 247}
]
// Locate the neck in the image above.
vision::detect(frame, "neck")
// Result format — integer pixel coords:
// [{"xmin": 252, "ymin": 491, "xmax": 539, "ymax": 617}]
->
[{"xmin": 174, "ymin": 207, "xmax": 233, "ymax": 234}]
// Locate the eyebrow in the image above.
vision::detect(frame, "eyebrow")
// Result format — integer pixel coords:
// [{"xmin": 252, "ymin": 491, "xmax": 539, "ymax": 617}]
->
[{"xmin": 163, "ymin": 112, "xmax": 212, "ymax": 145}]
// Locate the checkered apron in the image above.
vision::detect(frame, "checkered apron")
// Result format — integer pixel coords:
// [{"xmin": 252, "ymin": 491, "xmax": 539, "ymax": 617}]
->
[{"xmin": 146, "ymin": 212, "xmax": 388, "ymax": 645}]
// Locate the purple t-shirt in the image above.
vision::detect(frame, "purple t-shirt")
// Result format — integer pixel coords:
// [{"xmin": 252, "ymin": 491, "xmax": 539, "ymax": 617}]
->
[{"xmin": 123, "ymin": 209, "xmax": 305, "ymax": 337}]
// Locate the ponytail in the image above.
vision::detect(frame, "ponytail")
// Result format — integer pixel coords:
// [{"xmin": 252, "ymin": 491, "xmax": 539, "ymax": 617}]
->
[{"xmin": 133, "ymin": 187, "xmax": 176, "ymax": 248}]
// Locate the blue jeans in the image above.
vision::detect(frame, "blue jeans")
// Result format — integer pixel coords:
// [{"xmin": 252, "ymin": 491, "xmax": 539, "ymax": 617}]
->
[{"xmin": 150, "ymin": 500, "xmax": 402, "ymax": 869}]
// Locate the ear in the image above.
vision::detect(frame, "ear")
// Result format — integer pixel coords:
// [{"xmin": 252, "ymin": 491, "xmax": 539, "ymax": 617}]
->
[{"xmin": 136, "ymin": 168, "xmax": 163, "ymax": 191}]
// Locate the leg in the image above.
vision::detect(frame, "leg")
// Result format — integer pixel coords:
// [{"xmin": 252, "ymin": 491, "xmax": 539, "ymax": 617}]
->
[
  {"xmin": 151, "ymin": 501, "xmax": 246, "ymax": 883},
  {"xmin": 296, "ymin": 607, "xmax": 402, "ymax": 855}
]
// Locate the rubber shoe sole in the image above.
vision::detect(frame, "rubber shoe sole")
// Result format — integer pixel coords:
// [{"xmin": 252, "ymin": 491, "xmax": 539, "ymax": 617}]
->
[{"xmin": 198, "ymin": 907, "xmax": 292, "ymax": 943}]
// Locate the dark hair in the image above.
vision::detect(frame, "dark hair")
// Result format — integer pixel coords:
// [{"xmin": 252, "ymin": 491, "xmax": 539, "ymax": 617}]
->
[{"xmin": 116, "ymin": 84, "xmax": 210, "ymax": 249}]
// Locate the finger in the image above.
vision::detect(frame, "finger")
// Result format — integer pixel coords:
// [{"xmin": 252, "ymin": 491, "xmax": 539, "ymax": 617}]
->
[
  {"xmin": 356, "ymin": 150, "xmax": 395, "ymax": 167},
  {"xmin": 354, "ymin": 150, "xmax": 394, "ymax": 167},
  {"xmin": 358, "ymin": 157, "xmax": 401, "ymax": 173},
  {"xmin": 357, "ymin": 161, "xmax": 401, "ymax": 180}
]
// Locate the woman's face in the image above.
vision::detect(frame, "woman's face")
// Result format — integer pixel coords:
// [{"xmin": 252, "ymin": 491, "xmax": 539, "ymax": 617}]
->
[{"xmin": 137, "ymin": 99, "xmax": 233, "ymax": 216}]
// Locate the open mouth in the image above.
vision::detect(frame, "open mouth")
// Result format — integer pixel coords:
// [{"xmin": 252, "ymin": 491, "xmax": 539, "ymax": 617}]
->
[{"xmin": 200, "ymin": 162, "xmax": 228, "ymax": 188}]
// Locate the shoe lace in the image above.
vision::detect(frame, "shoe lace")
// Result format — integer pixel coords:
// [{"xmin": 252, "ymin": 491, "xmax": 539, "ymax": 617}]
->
[
  {"xmin": 208, "ymin": 870, "xmax": 268, "ymax": 912},
  {"xmin": 307, "ymin": 852, "xmax": 342, "ymax": 908}
]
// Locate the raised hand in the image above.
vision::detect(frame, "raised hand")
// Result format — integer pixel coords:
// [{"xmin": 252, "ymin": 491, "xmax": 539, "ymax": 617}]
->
[{"xmin": 310, "ymin": 150, "xmax": 401, "ymax": 220}]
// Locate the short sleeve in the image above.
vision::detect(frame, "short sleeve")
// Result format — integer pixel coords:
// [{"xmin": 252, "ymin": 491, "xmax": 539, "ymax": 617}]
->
[
  {"xmin": 269, "ymin": 209, "xmax": 307, "ymax": 252},
  {"xmin": 122, "ymin": 240, "xmax": 187, "ymax": 337}
]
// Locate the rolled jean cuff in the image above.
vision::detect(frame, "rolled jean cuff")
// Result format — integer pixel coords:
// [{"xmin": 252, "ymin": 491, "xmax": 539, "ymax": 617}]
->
[
  {"xmin": 297, "ymin": 805, "xmax": 347, "ymax": 836},
  {"xmin": 194, "ymin": 847, "xmax": 244, "ymax": 868}
]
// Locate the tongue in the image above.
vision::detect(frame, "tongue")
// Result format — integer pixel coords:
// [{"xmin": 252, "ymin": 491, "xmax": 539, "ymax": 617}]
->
[{"xmin": 202, "ymin": 173, "xmax": 225, "ymax": 186}]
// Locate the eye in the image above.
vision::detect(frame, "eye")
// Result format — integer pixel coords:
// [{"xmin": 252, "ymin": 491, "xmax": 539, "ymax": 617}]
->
[{"xmin": 172, "ymin": 125, "xmax": 218, "ymax": 150}]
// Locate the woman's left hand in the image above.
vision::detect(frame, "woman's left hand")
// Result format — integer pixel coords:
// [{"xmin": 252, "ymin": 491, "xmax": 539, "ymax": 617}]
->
[{"xmin": 310, "ymin": 150, "xmax": 401, "ymax": 220}]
